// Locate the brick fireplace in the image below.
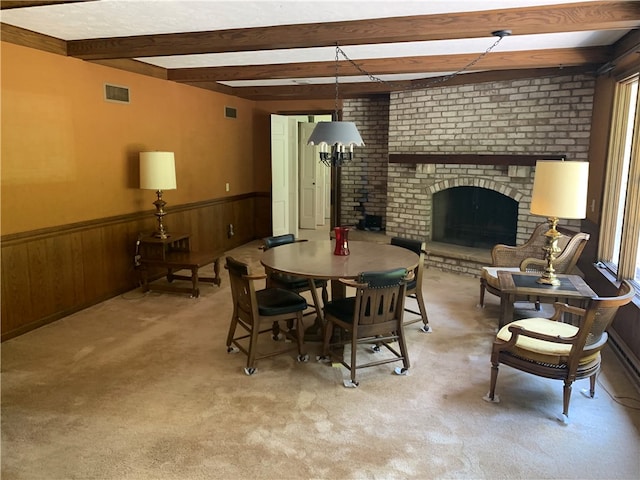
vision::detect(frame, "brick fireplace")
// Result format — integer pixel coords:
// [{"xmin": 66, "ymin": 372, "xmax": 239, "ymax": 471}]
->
[
  {"xmin": 432, "ymin": 183, "xmax": 518, "ymax": 248},
  {"xmin": 340, "ymin": 73, "xmax": 594, "ymax": 275}
]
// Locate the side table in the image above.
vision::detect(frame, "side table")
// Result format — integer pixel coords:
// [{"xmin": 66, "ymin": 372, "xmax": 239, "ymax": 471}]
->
[
  {"xmin": 497, "ymin": 271, "xmax": 596, "ymax": 328},
  {"xmin": 138, "ymin": 233, "xmax": 222, "ymax": 298}
]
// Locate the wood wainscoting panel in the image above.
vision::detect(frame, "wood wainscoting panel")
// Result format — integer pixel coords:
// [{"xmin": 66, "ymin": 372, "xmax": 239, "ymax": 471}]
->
[
  {"xmin": 1, "ymin": 243, "xmax": 34, "ymax": 335},
  {"xmin": 1, "ymin": 194, "xmax": 260, "ymax": 341},
  {"xmin": 80, "ymin": 228, "xmax": 111, "ymax": 302},
  {"xmin": 27, "ymin": 237, "xmax": 57, "ymax": 321},
  {"xmin": 48, "ymin": 233, "xmax": 85, "ymax": 314}
]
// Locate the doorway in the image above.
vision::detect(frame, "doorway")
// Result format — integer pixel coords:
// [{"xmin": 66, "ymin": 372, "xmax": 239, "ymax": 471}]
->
[{"xmin": 270, "ymin": 113, "xmax": 332, "ymax": 236}]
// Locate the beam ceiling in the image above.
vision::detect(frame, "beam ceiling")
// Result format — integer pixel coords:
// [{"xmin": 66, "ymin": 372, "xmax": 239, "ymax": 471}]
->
[{"xmin": 1, "ymin": 1, "xmax": 639, "ymax": 101}]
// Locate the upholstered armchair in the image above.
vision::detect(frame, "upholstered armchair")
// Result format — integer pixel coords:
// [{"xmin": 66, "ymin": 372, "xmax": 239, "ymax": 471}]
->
[
  {"xmin": 479, "ymin": 223, "xmax": 590, "ymax": 309},
  {"xmin": 483, "ymin": 281, "xmax": 634, "ymax": 423}
]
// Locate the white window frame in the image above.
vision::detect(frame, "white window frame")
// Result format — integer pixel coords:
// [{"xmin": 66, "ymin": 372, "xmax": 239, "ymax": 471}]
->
[{"xmin": 599, "ymin": 73, "xmax": 640, "ymax": 290}]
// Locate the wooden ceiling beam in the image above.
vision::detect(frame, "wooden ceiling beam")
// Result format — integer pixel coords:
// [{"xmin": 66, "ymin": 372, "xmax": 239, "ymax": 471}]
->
[
  {"xmin": 220, "ymin": 66, "xmax": 593, "ymax": 101},
  {"xmin": 0, "ymin": 0, "xmax": 94, "ymax": 9},
  {"xmin": 0, "ymin": 22, "xmax": 66, "ymax": 55},
  {"xmin": 66, "ymin": 1, "xmax": 640, "ymax": 60},
  {"xmin": 169, "ymin": 47, "xmax": 610, "ymax": 82}
]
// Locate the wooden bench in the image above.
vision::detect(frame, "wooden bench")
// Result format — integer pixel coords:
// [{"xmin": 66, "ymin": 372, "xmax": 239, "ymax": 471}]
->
[{"xmin": 139, "ymin": 251, "xmax": 222, "ymax": 298}]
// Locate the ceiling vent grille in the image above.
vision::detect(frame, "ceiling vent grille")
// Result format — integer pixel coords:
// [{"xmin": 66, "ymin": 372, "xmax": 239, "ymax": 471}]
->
[
  {"xmin": 104, "ymin": 83, "xmax": 130, "ymax": 104},
  {"xmin": 224, "ymin": 106, "xmax": 237, "ymax": 119}
]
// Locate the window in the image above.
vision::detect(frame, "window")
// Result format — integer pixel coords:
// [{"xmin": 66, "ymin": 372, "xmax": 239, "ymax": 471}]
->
[{"xmin": 599, "ymin": 75, "xmax": 640, "ymax": 288}]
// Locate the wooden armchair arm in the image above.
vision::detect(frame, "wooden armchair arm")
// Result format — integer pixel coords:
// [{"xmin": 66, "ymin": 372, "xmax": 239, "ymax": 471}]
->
[
  {"xmin": 503, "ymin": 324, "xmax": 577, "ymax": 346},
  {"xmin": 549, "ymin": 302, "xmax": 586, "ymax": 322}
]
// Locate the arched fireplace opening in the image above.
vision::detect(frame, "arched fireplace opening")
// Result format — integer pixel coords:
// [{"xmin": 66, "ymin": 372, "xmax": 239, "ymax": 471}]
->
[{"xmin": 432, "ymin": 186, "xmax": 518, "ymax": 249}]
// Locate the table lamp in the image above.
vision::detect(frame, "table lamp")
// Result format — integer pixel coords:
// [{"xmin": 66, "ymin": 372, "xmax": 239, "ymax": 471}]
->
[
  {"xmin": 530, "ymin": 159, "xmax": 589, "ymax": 285},
  {"xmin": 140, "ymin": 151, "xmax": 177, "ymax": 239}
]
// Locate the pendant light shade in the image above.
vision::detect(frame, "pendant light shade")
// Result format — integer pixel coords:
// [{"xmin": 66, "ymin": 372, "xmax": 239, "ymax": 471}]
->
[
  {"xmin": 307, "ymin": 121, "xmax": 364, "ymax": 167},
  {"xmin": 307, "ymin": 121, "xmax": 364, "ymax": 147}
]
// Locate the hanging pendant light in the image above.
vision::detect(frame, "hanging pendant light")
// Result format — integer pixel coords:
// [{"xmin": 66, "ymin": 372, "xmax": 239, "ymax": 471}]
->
[{"xmin": 307, "ymin": 44, "xmax": 364, "ymax": 167}]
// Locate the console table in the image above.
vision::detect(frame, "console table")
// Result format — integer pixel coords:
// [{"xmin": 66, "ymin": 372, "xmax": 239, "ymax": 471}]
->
[{"xmin": 138, "ymin": 232, "xmax": 222, "ymax": 298}]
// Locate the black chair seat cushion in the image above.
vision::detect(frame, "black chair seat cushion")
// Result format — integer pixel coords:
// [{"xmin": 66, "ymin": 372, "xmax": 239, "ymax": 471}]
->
[
  {"xmin": 405, "ymin": 278, "xmax": 417, "ymax": 290},
  {"xmin": 256, "ymin": 288, "xmax": 307, "ymax": 316},
  {"xmin": 272, "ymin": 272, "xmax": 326, "ymax": 290},
  {"xmin": 324, "ymin": 297, "xmax": 357, "ymax": 323}
]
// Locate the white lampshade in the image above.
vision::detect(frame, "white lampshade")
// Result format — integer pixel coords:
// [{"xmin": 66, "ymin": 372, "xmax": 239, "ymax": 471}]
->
[
  {"xmin": 307, "ymin": 121, "xmax": 365, "ymax": 147},
  {"xmin": 530, "ymin": 160, "xmax": 589, "ymax": 219},
  {"xmin": 139, "ymin": 152, "xmax": 177, "ymax": 190}
]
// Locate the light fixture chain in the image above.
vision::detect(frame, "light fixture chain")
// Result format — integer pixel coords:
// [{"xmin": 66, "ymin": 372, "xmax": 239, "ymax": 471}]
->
[
  {"xmin": 334, "ymin": 43, "xmax": 340, "ymax": 119},
  {"xmin": 335, "ymin": 33, "xmax": 507, "ymax": 91}
]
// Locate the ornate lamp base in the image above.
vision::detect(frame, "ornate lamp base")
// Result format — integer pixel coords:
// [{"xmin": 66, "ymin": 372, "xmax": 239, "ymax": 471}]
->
[
  {"xmin": 152, "ymin": 189, "xmax": 170, "ymax": 239},
  {"xmin": 537, "ymin": 216, "xmax": 562, "ymax": 286}
]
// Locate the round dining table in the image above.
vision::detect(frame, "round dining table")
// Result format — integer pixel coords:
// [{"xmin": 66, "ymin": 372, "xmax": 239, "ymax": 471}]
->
[
  {"xmin": 261, "ymin": 239, "xmax": 418, "ymax": 298},
  {"xmin": 261, "ymin": 239, "xmax": 419, "ymax": 340}
]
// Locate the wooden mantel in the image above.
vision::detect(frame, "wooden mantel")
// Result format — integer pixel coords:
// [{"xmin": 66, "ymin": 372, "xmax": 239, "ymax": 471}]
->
[{"xmin": 388, "ymin": 154, "xmax": 566, "ymax": 166}]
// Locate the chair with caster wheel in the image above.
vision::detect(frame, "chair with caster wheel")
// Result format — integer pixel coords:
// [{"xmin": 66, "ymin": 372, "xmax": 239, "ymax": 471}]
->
[
  {"xmin": 390, "ymin": 236, "xmax": 431, "ymax": 332},
  {"xmin": 225, "ymin": 256, "xmax": 309, "ymax": 376},
  {"xmin": 321, "ymin": 268, "xmax": 411, "ymax": 387},
  {"xmin": 261, "ymin": 234, "xmax": 329, "ymax": 321}
]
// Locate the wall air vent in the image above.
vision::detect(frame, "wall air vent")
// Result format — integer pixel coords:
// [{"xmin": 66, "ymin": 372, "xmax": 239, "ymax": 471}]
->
[
  {"xmin": 224, "ymin": 106, "xmax": 237, "ymax": 119},
  {"xmin": 104, "ymin": 83, "xmax": 130, "ymax": 104}
]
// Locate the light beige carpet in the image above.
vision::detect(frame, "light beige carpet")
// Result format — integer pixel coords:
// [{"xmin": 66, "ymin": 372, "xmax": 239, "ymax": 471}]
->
[{"xmin": 2, "ymin": 238, "xmax": 640, "ymax": 480}]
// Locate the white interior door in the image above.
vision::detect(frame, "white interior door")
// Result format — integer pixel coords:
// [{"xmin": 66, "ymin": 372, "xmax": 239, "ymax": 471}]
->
[
  {"xmin": 271, "ymin": 114, "xmax": 290, "ymax": 236},
  {"xmin": 315, "ymin": 158, "xmax": 326, "ymax": 225},
  {"xmin": 299, "ymin": 122, "xmax": 317, "ymax": 229}
]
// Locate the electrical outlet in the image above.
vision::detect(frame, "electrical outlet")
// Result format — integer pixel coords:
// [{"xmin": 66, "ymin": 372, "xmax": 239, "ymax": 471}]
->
[
  {"xmin": 228, "ymin": 223, "xmax": 234, "ymax": 238},
  {"xmin": 225, "ymin": 182, "xmax": 230, "ymax": 192}
]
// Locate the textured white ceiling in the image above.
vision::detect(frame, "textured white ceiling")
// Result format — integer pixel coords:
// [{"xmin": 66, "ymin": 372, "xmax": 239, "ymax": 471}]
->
[{"xmin": 1, "ymin": 0, "xmax": 599, "ymax": 40}]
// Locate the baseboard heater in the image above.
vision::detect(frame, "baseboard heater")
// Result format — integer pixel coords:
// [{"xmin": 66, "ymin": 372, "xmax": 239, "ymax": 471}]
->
[{"xmin": 608, "ymin": 329, "xmax": 640, "ymax": 392}]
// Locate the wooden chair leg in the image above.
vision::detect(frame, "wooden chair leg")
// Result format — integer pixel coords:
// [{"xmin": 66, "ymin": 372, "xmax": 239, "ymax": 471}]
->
[
  {"xmin": 397, "ymin": 329, "xmax": 410, "ymax": 370},
  {"xmin": 350, "ymin": 329, "xmax": 358, "ymax": 385},
  {"xmin": 246, "ymin": 319, "xmax": 261, "ymax": 371},
  {"xmin": 488, "ymin": 362, "xmax": 499, "ymax": 400},
  {"xmin": 562, "ymin": 380, "xmax": 573, "ymax": 417},
  {"xmin": 588, "ymin": 374, "xmax": 597, "ymax": 398},
  {"xmin": 322, "ymin": 319, "xmax": 334, "ymax": 356},
  {"xmin": 415, "ymin": 290, "xmax": 430, "ymax": 327},
  {"xmin": 321, "ymin": 284, "xmax": 329, "ymax": 307},
  {"xmin": 479, "ymin": 278, "xmax": 486, "ymax": 307},
  {"xmin": 226, "ymin": 308, "xmax": 238, "ymax": 348},
  {"xmin": 295, "ymin": 312, "xmax": 306, "ymax": 358}
]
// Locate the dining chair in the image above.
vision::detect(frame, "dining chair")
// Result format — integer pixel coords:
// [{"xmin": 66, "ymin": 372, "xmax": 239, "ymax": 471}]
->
[
  {"xmin": 483, "ymin": 280, "xmax": 635, "ymax": 423},
  {"xmin": 261, "ymin": 234, "xmax": 329, "ymax": 318},
  {"xmin": 320, "ymin": 268, "xmax": 411, "ymax": 387},
  {"xmin": 479, "ymin": 223, "xmax": 590, "ymax": 309},
  {"xmin": 225, "ymin": 256, "xmax": 309, "ymax": 376},
  {"xmin": 390, "ymin": 236, "xmax": 431, "ymax": 332}
]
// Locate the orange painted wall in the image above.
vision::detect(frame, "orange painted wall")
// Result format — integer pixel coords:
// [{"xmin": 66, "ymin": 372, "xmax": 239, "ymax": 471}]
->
[{"xmin": 1, "ymin": 42, "xmax": 256, "ymax": 235}]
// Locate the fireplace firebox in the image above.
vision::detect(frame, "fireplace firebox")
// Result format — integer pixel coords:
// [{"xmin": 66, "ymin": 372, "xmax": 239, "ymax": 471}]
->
[{"xmin": 432, "ymin": 186, "xmax": 517, "ymax": 249}]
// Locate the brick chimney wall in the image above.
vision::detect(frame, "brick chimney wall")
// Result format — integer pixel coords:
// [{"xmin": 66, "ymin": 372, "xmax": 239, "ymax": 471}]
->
[
  {"xmin": 342, "ymin": 74, "xmax": 595, "ymax": 243},
  {"xmin": 339, "ymin": 96, "xmax": 390, "ymax": 228}
]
